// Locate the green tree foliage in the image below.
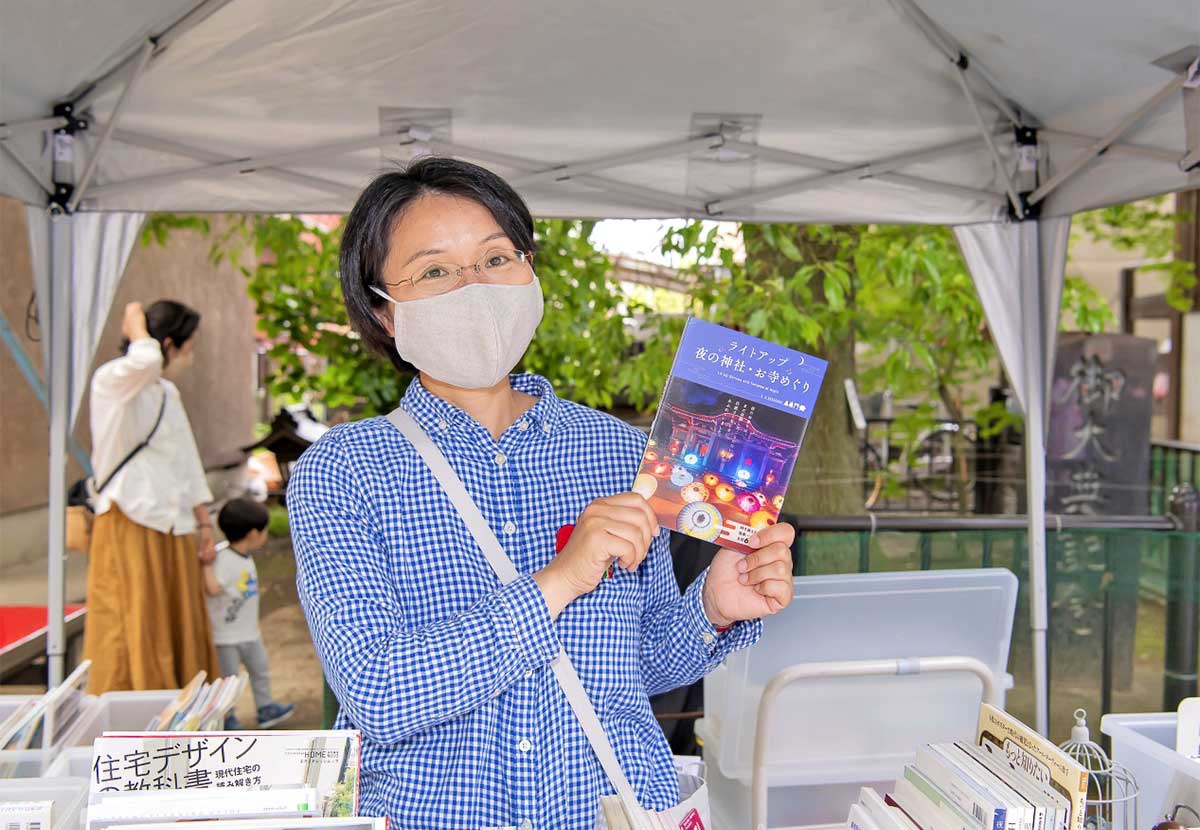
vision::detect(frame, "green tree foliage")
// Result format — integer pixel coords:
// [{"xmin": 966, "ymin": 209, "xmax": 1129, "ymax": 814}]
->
[
  {"xmin": 143, "ymin": 213, "xmax": 644, "ymax": 416},
  {"xmin": 1074, "ymin": 195, "xmax": 1196, "ymax": 312}
]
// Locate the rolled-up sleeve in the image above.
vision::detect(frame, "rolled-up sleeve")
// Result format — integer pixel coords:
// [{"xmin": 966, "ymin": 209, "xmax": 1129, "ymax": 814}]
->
[
  {"xmin": 289, "ymin": 432, "xmax": 561, "ymax": 745},
  {"xmin": 638, "ymin": 531, "xmax": 762, "ymax": 697}
]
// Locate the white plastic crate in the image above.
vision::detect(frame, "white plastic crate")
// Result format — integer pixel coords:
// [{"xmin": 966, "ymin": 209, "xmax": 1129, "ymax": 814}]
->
[
  {"xmin": 0, "ymin": 777, "xmax": 88, "ymax": 830},
  {"xmin": 1101, "ymin": 712, "xmax": 1200, "ymax": 830},
  {"xmin": 44, "ymin": 747, "xmax": 93, "ymax": 780},
  {"xmin": 701, "ymin": 569, "xmax": 1017, "ymax": 828},
  {"xmin": 0, "ymin": 695, "xmax": 99, "ymax": 778},
  {"xmin": 698, "ymin": 717, "xmax": 892, "ymax": 830},
  {"xmin": 59, "ymin": 689, "xmax": 178, "ymax": 748}
]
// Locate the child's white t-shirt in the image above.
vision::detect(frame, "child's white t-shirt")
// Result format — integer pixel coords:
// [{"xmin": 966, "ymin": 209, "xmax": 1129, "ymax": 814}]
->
[{"xmin": 206, "ymin": 543, "xmax": 261, "ymax": 646}]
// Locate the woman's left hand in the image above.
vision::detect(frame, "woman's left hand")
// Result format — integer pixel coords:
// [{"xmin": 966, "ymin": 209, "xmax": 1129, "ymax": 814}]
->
[{"xmin": 702, "ymin": 522, "xmax": 796, "ymax": 628}]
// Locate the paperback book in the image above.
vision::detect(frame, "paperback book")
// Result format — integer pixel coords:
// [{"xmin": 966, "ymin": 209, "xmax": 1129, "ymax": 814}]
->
[{"xmin": 633, "ymin": 317, "xmax": 827, "ymax": 552}]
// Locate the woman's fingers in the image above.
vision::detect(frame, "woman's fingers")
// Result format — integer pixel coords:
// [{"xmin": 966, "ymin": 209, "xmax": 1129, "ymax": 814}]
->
[
  {"xmin": 739, "ymin": 556, "xmax": 792, "ymax": 586},
  {"xmin": 753, "ymin": 577, "xmax": 793, "ymax": 611},
  {"xmin": 750, "ymin": 521, "xmax": 796, "ymax": 550}
]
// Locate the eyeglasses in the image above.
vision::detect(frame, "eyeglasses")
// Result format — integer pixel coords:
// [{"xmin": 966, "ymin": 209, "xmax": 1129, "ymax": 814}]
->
[{"xmin": 379, "ymin": 248, "xmax": 533, "ymax": 300}]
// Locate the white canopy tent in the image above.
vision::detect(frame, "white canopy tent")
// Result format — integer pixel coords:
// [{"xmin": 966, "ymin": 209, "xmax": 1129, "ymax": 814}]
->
[{"xmin": 2, "ymin": 0, "xmax": 1198, "ymax": 735}]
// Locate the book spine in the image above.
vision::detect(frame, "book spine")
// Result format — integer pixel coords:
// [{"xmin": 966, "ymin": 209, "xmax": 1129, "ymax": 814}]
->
[{"xmin": 917, "ymin": 746, "xmax": 1004, "ymax": 830}]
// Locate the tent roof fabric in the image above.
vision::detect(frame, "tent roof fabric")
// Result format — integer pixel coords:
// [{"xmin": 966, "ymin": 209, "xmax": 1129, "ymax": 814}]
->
[{"xmin": 1, "ymin": 0, "xmax": 1197, "ymax": 221}]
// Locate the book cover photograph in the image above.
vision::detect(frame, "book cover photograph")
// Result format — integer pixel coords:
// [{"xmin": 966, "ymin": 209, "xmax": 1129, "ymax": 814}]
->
[{"xmin": 633, "ymin": 317, "xmax": 827, "ymax": 553}]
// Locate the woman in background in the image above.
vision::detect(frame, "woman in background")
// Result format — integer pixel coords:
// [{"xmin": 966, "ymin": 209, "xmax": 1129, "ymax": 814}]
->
[{"xmin": 83, "ymin": 300, "xmax": 220, "ymax": 694}]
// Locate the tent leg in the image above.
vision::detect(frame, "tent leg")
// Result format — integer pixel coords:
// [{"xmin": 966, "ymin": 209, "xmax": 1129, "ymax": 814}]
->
[
  {"xmin": 1020, "ymin": 226, "xmax": 1052, "ymax": 736},
  {"xmin": 46, "ymin": 208, "xmax": 73, "ymax": 689},
  {"xmin": 1025, "ymin": 413, "xmax": 1050, "ymax": 735}
]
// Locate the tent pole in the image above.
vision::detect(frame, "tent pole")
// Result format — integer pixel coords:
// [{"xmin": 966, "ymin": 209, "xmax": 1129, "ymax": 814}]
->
[
  {"xmin": 84, "ymin": 130, "xmax": 416, "ymax": 201},
  {"xmin": 509, "ymin": 134, "xmax": 724, "ymax": 188},
  {"xmin": 1020, "ymin": 222, "xmax": 1051, "ymax": 736},
  {"xmin": 68, "ymin": 39, "xmax": 155, "ymax": 212},
  {"xmin": 886, "ymin": 0, "xmax": 1027, "ymax": 126},
  {"xmin": 954, "ymin": 69, "xmax": 1025, "ymax": 217},
  {"xmin": 0, "ymin": 116, "xmax": 69, "ymax": 142},
  {"xmin": 434, "ymin": 139, "xmax": 708, "ymax": 214},
  {"xmin": 71, "ymin": 0, "xmax": 235, "ymax": 111},
  {"xmin": 1028, "ymin": 74, "xmax": 1186, "ymax": 206},
  {"xmin": 1, "ymin": 143, "xmax": 53, "ymax": 196},
  {"xmin": 1038, "ymin": 130, "xmax": 1181, "ymax": 164},
  {"xmin": 711, "ymin": 136, "xmax": 995, "ymax": 212},
  {"xmin": 46, "ymin": 207, "xmax": 73, "ymax": 689},
  {"xmin": 110, "ymin": 129, "xmax": 361, "ymax": 199}
]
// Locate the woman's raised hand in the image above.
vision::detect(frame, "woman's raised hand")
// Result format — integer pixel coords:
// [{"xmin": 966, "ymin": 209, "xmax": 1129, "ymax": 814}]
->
[
  {"xmin": 533, "ymin": 493, "xmax": 657, "ymax": 619},
  {"xmin": 121, "ymin": 302, "xmax": 149, "ymax": 342}
]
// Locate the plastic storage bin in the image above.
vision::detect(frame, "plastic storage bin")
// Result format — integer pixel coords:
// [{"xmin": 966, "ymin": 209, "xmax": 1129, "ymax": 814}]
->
[
  {"xmin": 1101, "ymin": 712, "xmax": 1200, "ymax": 830},
  {"xmin": 0, "ymin": 777, "xmax": 88, "ymax": 830},
  {"xmin": 0, "ymin": 694, "xmax": 99, "ymax": 778},
  {"xmin": 700, "ymin": 568, "xmax": 1017, "ymax": 828},
  {"xmin": 44, "ymin": 746, "xmax": 94, "ymax": 780},
  {"xmin": 60, "ymin": 689, "xmax": 178, "ymax": 747}
]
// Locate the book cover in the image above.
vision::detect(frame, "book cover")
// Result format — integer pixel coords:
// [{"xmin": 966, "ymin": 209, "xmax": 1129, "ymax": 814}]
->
[
  {"xmin": 977, "ymin": 705, "xmax": 1087, "ymax": 830},
  {"xmin": 88, "ymin": 731, "xmax": 361, "ymax": 819},
  {"xmin": 633, "ymin": 317, "xmax": 827, "ymax": 553}
]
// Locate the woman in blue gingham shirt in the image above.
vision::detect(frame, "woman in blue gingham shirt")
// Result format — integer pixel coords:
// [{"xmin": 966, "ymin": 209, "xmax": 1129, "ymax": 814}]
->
[{"xmin": 288, "ymin": 158, "xmax": 797, "ymax": 829}]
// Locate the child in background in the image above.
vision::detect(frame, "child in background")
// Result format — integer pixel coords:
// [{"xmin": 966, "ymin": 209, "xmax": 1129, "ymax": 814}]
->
[{"xmin": 203, "ymin": 498, "xmax": 295, "ymax": 729}]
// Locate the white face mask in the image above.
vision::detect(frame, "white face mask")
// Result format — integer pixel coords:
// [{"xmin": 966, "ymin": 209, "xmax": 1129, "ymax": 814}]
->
[{"xmin": 370, "ymin": 277, "xmax": 544, "ymax": 389}]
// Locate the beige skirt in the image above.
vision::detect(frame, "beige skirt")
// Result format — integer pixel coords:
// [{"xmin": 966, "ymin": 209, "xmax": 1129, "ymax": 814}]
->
[{"xmin": 82, "ymin": 505, "xmax": 219, "ymax": 694}]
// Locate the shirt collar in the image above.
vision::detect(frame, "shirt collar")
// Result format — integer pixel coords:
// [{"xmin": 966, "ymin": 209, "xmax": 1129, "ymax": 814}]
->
[{"xmin": 400, "ymin": 373, "xmax": 563, "ymax": 439}]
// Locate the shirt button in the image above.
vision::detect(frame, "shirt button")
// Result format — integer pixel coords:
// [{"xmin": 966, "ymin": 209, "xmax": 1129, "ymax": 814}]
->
[
  {"xmin": 494, "ymin": 451, "xmax": 507, "ymax": 466},
  {"xmin": 517, "ymin": 738, "xmax": 533, "ymax": 753},
  {"xmin": 503, "ymin": 521, "xmax": 517, "ymax": 535},
  {"xmin": 518, "ymin": 420, "xmax": 530, "ymax": 431},
  {"xmin": 519, "ymin": 820, "xmax": 533, "ymax": 830},
  {"xmin": 438, "ymin": 419, "xmax": 449, "ymax": 431},
  {"xmin": 542, "ymin": 424, "xmax": 552, "ymax": 435},
  {"xmin": 702, "ymin": 632, "xmax": 715, "ymax": 645},
  {"xmin": 524, "ymin": 669, "xmax": 534, "ymax": 679}
]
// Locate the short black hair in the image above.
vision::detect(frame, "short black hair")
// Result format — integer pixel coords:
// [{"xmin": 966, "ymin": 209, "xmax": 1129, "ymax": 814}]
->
[
  {"xmin": 218, "ymin": 497, "xmax": 270, "ymax": 545},
  {"xmin": 122, "ymin": 300, "xmax": 201, "ymax": 366},
  {"xmin": 338, "ymin": 157, "xmax": 537, "ymax": 374}
]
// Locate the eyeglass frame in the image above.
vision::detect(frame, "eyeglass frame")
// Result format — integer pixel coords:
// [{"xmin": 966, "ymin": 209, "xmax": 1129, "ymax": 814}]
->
[{"xmin": 374, "ymin": 247, "xmax": 534, "ymax": 300}]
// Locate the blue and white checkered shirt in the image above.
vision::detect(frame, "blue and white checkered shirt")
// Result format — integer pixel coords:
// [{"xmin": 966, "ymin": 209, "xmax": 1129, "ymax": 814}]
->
[{"xmin": 289, "ymin": 373, "xmax": 761, "ymax": 829}]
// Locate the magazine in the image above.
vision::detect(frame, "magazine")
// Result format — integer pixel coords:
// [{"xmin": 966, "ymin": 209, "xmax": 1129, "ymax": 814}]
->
[
  {"xmin": 146, "ymin": 671, "xmax": 206, "ymax": 730},
  {"xmin": 633, "ymin": 317, "xmax": 827, "ymax": 553},
  {"xmin": 977, "ymin": 704, "xmax": 1087, "ymax": 830},
  {"xmin": 104, "ymin": 819, "xmax": 388, "ymax": 830},
  {"xmin": 87, "ymin": 730, "xmax": 361, "ymax": 822},
  {"xmin": 0, "ymin": 659, "xmax": 91, "ymax": 752}
]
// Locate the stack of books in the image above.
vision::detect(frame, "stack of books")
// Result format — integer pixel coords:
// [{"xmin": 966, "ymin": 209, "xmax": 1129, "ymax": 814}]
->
[
  {"xmin": 145, "ymin": 671, "xmax": 247, "ymax": 731},
  {"xmin": 84, "ymin": 730, "xmax": 366, "ymax": 830},
  {"xmin": 846, "ymin": 705, "xmax": 1089, "ymax": 830},
  {"xmin": 0, "ymin": 660, "xmax": 91, "ymax": 759}
]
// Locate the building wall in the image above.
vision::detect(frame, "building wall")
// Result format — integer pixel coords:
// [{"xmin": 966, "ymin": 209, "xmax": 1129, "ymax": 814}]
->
[{"xmin": 0, "ymin": 199, "xmax": 257, "ymax": 568}]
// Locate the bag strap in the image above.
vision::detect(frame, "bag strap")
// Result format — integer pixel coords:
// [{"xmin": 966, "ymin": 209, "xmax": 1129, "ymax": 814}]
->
[
  {"xmin": 387, "ymin": 407, "xmax": 650, "ymax": 827},
  {"xmin": 95, "ymin": 384, "xmax": 168, "ymax": 495}
]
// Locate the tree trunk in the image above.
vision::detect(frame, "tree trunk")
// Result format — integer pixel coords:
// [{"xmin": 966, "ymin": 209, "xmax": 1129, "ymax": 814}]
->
[
  {"xmin": 786, "ymin": 327, "xmax": 863, "ymax": 516},
  {"xmin": 741, "ymin": 225, "xmax": 864, "ymax": 518}
]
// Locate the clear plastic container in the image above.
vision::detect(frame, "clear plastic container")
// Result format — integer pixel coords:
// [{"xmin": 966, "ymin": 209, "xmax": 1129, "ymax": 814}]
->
[
  {"xmin": 0, "ymin": 777, "xmax": 88, "ymax": 830},
  {"xmin": 60, "ymin": 690, "xmax": 178, "ymax": 747},
  {"xmin": 1101, "ymin": 712, "xmax": 1200, "ymax": 830},
  {"xmin": 704, "ymin": 568, "xmax": 1017, "ymax": 788},
  {"xmin": 0, "ymin": 695, "xmax": 99, "ymax": 778},
  {"xmin": 698, "ymin": 717, "xmax": 891, "ymax": 830},
  {"xmin": 43, "ymin": 747, "xmax": 93, "ymax": 780}
]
